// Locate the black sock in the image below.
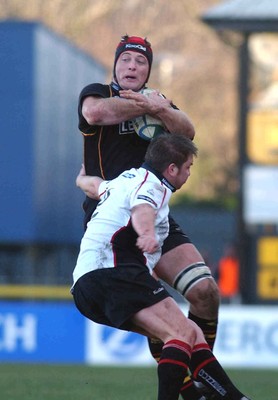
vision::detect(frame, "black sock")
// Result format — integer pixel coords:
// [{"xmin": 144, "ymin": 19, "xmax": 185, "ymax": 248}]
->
[
  {"xmin": 190, "ymin": 343, "xmax": 245, "ymax": 399},
  {"xmin": 157, "ymin": 339, "xmax": 191, "ymax": 400},
  {"xmin": 147, "ymin": 337, "xmax": 163, "ymax": 362},
  {"xmin": 148, "ymin": 337, "xmax": 202, "ymax": 400},
  {"xmin": 188, "ymin": 311, "xmax": 218, "ymax": 350},
  {"xmin": 180, "ymin": 373, "xmax": 205, "ymax": 400}
]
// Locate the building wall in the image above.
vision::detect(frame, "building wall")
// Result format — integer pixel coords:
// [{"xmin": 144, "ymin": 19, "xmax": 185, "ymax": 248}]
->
[{"xmin": 0, "ymin": 21, "xmax": 107, "ymax": 244}]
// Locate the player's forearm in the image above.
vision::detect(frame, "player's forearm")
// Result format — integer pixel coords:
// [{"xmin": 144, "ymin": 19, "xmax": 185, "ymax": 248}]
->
[
  {"xmin": 82, "ymin": 96, "xmax": 145, "ymax": 126},
  {"xmin": 132, "ymin": 204, "xmax": 159, "ymax": 254},
  {"xmin": 156, "ymin": 107, "xmax": 195, "ymax": 139},
  {"xmin": 76, "ymin": 172, "xmax": 103, "ymax": 199},
  {"xmin": 131, "ymin": 204, "xmax": 156, "ymax": 237},
  {"xmin": 120, "ymin": 89, "xmax": 195, "ymax": 139}
]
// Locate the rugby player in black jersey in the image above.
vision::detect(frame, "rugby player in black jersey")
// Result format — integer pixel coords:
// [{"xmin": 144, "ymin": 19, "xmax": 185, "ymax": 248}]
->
[{"xmin": 76, "ymin": 34, "xmax": 220, "ymax": 400}]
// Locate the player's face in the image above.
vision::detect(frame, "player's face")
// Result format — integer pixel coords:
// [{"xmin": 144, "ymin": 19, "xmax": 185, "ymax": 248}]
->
[
  {"xmin": 173, "ymin": 155, "xmax": 194, "ymax": 190},
  {"xmin": 115, "ymin": 51, "xmax": 149, "ymax": 91}
]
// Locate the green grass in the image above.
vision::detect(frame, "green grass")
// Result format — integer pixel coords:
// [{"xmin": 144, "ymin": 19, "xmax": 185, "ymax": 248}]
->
[{"xmin": 0, "ymin": 364, "xmax": 276, "ymax": 400}]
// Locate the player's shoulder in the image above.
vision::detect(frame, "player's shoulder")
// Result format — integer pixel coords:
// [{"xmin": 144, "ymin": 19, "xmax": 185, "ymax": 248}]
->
[
  {"xmin": 117, "ymin": 167, "xmax": 161, "ymax": 187},
  {"xmin": 111, "ymin": 168, "xmax": 142, "ymax": 193},
  {"xmin": 79, "ymin": 83, "xmax": 110, "ymax": 100},
  {"xmin": 131, "ymin": 168, "xmax": 165, "ymax": 194},
  {"xmin": 118, "ymin": 168, "xmax": 139, "ymax": 183}
]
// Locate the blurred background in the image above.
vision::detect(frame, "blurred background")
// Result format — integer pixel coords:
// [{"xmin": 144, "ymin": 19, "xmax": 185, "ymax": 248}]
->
[{"xmin": 0, "ymin": 0, "xmax": 277, "ymax": 368}]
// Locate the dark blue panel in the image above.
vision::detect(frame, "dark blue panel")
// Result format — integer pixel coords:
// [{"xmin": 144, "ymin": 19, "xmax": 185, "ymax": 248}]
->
[
  {"xmin": 0, "ymin": 22, "xmax": 35, "ymax": 241},
  {"xmin": 0, "ymin": 21, "xmax": 106, "ymax": 244}
]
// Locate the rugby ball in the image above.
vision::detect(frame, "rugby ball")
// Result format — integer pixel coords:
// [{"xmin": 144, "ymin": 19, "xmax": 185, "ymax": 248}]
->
[{"xmin": 132, "ymin": 88, "xmax": 165, "ymax": 141}]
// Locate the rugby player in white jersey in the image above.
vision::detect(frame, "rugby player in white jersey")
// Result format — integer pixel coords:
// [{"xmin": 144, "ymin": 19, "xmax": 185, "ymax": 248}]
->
[{"xmin": 72, "ymin": 133, "xmax": 251, "ymax": 400}]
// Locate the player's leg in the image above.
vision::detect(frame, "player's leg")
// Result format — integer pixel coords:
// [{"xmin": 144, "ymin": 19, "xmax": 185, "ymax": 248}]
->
[
  {"xmin": 150, "ymin": 218, "xmax": 219, "ymax": 399},
  {"xmin": 132, "ymin": 296, "xmax": 202, "ymax": 400},
  {"xmin": 157, "ymin": 243, "xmax": 220, "ymax": 399},
  {"xmin": 73, "ymin": 267, "xmax": 250, "ymax": 400},
  {"xmin": 156, "ymin": 215, "xmax": 220, "ymax": 346},
  {"xmin": 157, "ymin": 242, "xmax": 220, "ymax": 348},
  {"xmin": 132, "ymin": 303, "xmax": 250, "ymax": 400}
]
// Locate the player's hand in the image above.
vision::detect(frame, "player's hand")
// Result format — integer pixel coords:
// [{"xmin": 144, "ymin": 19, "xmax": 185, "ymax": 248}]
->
[
  {"xmin": 76, "ymin": 164, "xmax": 86, "ymax": 187},
  {"xmin": 76, "ymin": 165, "xmax": 104, "ymax": 200},
  {"xmin": 136, "ymin": 234, "xmax": 159, "ymax": 254},
  {"xmin": 119, "ymin": 89, "xmax": 149, "ymax": 112},
  {"xmin": 119, "ymin": 89, "xmax": 171, "ymax": 117}
]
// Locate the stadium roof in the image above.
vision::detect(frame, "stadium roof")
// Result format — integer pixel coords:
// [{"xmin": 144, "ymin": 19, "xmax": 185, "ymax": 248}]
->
[{"xmin": 202, "ymin": 0, "xmax": 278, "ymax": 32}]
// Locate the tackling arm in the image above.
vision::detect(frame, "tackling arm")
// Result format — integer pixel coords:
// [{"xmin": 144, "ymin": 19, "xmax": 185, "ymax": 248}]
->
[
  {"xmin": 131, "ymin": 204, "xmax": 159, "ymax": 254},
  {"xmin": 76, "ymin": 164, "xmax": 104, "ymax": 200}
]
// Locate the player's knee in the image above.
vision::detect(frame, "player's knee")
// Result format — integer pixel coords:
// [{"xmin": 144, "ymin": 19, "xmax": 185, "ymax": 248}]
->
[
  {"xmin": 167, "ymin": 320, "xmax": 197, "ymax": 346},
  {"xmin": 187, "ymin": 277, "xmax": 220, "ymax": 307},
  {"xmin": 173, "ymin": 262, "xmax": 212, "ymax": 296},
  {"xmin": 173, "ymin": 262, "xmax": 220, "ymax": 310}
]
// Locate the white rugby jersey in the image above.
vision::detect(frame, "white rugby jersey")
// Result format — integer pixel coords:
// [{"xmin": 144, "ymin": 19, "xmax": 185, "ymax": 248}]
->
[{"xmin": 72, "ymin": 165, "xmax": 175, "ymax": 285}]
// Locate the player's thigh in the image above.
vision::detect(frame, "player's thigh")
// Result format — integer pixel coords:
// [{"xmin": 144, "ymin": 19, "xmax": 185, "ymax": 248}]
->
[
  {"xmin": 154, "ymin": 243, "xmax": 204, "ymax": 285},
  {"xmin": 131, "ymin": 296, "xmax": 196, "ymax": 345}
]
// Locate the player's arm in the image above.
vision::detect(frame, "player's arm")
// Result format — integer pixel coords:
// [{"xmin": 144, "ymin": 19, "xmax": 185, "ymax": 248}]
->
[
  {"xmin": 131, "ymin": 204, "xmax": 159, "ymax": 254},
  {"xmin": 120, "ymin": 90, "xmax": 195, "ymax": 139},
  {"xmin": 82, "ymin": 94, "xmax": 152, "ymax": 126},
  {"xmin": 76, "ymin": 164, "xmax": 104, "ymax": 200},
  {"xmin": 131, "ymin": 204, "xmax": 159, "ymax": 253},
  {"xmin": 156, "ymin": 106, "xmax": 195, "ymax": 139}
]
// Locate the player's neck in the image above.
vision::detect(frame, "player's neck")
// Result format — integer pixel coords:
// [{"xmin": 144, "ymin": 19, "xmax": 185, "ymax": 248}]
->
[{"xmin": 142, "ymin": 162, "xmax": 176, "ymax": 192}]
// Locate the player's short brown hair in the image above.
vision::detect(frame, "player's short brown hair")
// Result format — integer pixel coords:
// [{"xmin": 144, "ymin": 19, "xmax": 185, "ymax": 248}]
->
[{"xmin": 144, "ymin": 133, "xmax": 198, "ymax": 172}]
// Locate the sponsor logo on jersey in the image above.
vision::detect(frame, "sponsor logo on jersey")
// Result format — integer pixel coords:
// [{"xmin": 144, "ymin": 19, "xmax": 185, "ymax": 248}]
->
[
  {"xmin": 122, "ymin": 172, "xmax": 136, "ymax": 179},
  {"xmin": 137, "ymin": 195, "xmax": 157, "ymax": 207},
  {"xmin": 119, "ymin": 120, "xmax": 135, "ymax": 135}
]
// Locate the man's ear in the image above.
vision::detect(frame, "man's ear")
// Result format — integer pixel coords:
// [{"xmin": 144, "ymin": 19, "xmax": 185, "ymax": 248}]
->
[{"xmin": 167, "ymin": 163, "xmax": 178, "ymax": 177}]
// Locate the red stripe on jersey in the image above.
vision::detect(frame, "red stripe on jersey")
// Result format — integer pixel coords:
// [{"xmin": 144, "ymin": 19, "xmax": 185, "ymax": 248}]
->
[
  {"xmin": 99, "ymin": 189, "xmax": 106, "ymax": 197},
  {"xmin": 134, "ymin": 170, "xmax": 149, "ymax": 196},
  {"xmin": 135, "ymin": 170, "xmax": 168, "ymax": 210}
]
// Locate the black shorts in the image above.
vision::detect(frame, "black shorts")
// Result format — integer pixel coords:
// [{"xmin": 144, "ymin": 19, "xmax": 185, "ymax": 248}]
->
[
  {"xmin": 162, "ymin": 215, "xmax": 192, "ymax": 255},
  {"xmin": 72, "ymin": 264, "xmax": 170, "ymax": 331}
]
